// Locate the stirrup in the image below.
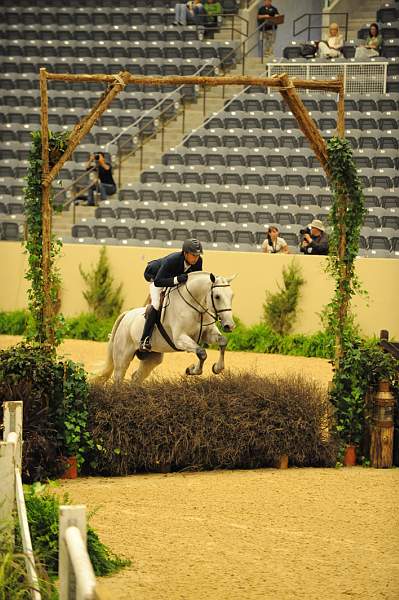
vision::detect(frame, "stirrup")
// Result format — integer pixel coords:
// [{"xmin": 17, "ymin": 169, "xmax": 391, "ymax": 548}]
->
[{"xmin": 139, "ymin": 337, "xmax": 152, "ymax": 352}]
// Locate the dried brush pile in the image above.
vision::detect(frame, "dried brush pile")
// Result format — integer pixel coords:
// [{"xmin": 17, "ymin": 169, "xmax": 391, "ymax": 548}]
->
[{"xmin": 86, "ymin": 373, "xmax": 337, "ymax": 475}]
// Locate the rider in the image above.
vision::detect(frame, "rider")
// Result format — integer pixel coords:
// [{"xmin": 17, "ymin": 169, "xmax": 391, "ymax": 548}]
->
[{"xmin": 139, "ymin": 239, "xmax": 203, "ymax": 352}]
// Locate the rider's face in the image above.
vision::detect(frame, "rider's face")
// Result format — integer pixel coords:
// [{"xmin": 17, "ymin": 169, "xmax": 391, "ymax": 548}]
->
[{"xmin": 184, "ymin": 252, "xmax": 200, "ymax": 265}]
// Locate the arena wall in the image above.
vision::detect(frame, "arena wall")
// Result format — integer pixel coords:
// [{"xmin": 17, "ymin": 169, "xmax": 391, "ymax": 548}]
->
[{"xmin": 1, "ymin": 241, "xmax": 398, "ymax": 337}]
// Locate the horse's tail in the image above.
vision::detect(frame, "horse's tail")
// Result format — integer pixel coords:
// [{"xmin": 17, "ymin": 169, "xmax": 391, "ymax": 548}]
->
[{"xmin": 92, "ymin": 311, "xmax": 127, "ymax": 383}]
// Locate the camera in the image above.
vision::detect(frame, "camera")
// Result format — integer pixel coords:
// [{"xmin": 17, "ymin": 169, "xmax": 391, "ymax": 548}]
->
[
  {"xmin": 94, "ymin": 153, "xmax": 100, "ymax": 160},
  {"xmin": 299, "ymin": 226, "xmax": 311, "ymax": 235}
]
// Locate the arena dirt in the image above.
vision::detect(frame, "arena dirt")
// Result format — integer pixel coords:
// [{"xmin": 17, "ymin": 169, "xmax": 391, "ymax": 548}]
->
[
  {"xmin": 0, "ymin": 335, "xmax": 333, "ymax": 384},
  {"xmin": 2, "ymin": 336, "xmax": 398, "ymax": 599}
]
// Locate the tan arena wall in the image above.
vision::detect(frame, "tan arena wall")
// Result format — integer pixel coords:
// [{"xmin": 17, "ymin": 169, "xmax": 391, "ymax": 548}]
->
[{"xmin": 1, "ymin": 241, "xmax": 399, "ymax": 338}]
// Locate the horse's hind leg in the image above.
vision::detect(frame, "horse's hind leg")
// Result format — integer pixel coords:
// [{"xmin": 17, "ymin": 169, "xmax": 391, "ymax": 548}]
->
[
  {"xmin": 131, "ymin": 352, "xmax": 163, "ymax": 384},
  {"xmin": 113, "ymin": 343, "xmax": 135, "ymax": 384}
]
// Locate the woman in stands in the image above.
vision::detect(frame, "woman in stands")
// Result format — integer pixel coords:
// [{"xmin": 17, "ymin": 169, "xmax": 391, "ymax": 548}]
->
[
  {"xmin": 355, "ymin": 23, "xmax": 383, "ymax": 59},
  {"xmin": 174, "ymin": 0, "xmax": 205, "ymax": 26},
  {"xmin": 317, "ymin": 23, "xmax": 343, "ymax": 59},
  {"xmin": 262, "ymin": 226, "xmax": 289, "ymax": 254}
]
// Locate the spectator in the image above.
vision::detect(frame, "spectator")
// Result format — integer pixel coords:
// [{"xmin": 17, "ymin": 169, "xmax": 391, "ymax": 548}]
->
[
  {"xmin": 86, "ymin": 152, "xmax": 116, "ymax": 206},
  {"xmin": 204, "ymin": 0, "xmax": 222, "ymax": 37},
  {"xmin": 261, "ymin": 226, "xmax": 289, "ymax": 254},
  {"xmin": 355, "ymin": 23, "xmax": 382, "ymax": 59},
  {"xmin": 257, "ymin": 0, "xmax": 279, "ymax": 57},
  {"xmin": 317, "ymin": 23, "xmax": 343, "ymax": 58},
  {"xmin": 174, "ymin": 0, "xmax": 205, "ymax": 27},
  {"xmin": 299, "ymin": 220, "xmax": 329, "ymax": 255}
]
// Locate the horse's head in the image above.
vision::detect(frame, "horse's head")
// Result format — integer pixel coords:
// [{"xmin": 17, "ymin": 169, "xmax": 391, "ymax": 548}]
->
[{"xmin": 209, "ymin": 274, "xmax": 236, "ymax": 333}]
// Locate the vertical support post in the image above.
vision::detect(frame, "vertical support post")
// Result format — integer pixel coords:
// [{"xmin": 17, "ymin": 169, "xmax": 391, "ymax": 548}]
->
[
  {"xmin": 59, "ymin": 505, "xmax": 87, "ymax": 600},
  {"xmin": 202, "ymin": 84, "xmax": 206, "ymax": 117},
  {"xmin": 335, "ymin": 79, "xmax": 347, "ymax": 366},
  {"xmin": 3, "ymin": 401, "xmax": 23, "ymax": 469},
  {"xmin": 39, "ymin": 68, "xmax": 54, "ymax": 346}
]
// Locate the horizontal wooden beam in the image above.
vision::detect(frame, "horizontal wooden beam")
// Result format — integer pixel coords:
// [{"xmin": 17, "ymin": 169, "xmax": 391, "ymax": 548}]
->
[{"xmin": 44, "ymin": 71, "xmax": 342, "ymax": 92}]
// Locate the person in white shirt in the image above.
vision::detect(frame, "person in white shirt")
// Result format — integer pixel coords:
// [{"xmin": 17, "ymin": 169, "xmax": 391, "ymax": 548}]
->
[
  {"xmin": 317, "ymin": 23, "xmax": 343, "ymax": 58},
  {"xmin": 261, "ymin": 226, "xmax": 289, "ymax": 254}
]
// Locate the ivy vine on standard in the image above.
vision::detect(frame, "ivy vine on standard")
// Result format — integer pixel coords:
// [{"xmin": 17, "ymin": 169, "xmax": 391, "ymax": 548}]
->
[
  {"xmin": 325, "ymin": 136, "xmax": 368, "ymax": 447},
  {"xmin": 24, "ymin": 130, "xmax": 70, "ymax": 347}
]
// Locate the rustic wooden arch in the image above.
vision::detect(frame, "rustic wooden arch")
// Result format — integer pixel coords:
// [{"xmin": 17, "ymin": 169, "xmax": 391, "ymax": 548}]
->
[{"xmin": 39, "ymin": 68, "xmax": 346, "ymax": 356}]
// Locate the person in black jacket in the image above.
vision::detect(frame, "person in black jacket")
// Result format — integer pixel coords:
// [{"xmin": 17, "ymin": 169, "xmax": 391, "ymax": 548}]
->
[
  {"xmin": 299, "ymin": 219, "xmax": 329, "ymax": 255},
  {"xmin": 257, "ymin": 0, "xmax": 279, "ymax": 57},
  {"xmin": 86, "ymin": 152, "xmax": 117, "ymax": 206},
  {"xmin": 139, "ymin": 239, "xmax": 203, "ymax": 352}
]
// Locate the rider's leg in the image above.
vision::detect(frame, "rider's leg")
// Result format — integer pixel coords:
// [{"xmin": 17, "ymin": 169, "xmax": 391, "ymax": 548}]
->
[{"xmin": 139, "ymin": 283, "xmax": 161, "ymax": 352}]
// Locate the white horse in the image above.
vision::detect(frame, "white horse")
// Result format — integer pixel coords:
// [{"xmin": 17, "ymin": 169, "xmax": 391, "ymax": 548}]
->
[{"xmin": 95, "ymin": 272, "xmax": 236, "ymax": 384}]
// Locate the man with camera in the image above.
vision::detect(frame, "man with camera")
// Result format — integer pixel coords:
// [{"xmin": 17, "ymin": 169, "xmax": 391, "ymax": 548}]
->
[
  {"xmin": 299, "ymin": 219, "xmax": 329, "ymax": 255},
  {"xmin": 86, "ymin": 152, "xmax": 117, "ymax": 206}
]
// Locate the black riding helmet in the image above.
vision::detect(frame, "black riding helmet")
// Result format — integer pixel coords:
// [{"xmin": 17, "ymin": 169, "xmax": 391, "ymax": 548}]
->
[{"xmin": 182, "ymin": 238, "xmax": 203, "ymax": 256}]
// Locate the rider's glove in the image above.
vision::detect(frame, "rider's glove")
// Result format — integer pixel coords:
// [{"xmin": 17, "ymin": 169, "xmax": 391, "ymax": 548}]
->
[{"xmin": 177, "ymin": 273, "xmax": 188, "ymax": 284}]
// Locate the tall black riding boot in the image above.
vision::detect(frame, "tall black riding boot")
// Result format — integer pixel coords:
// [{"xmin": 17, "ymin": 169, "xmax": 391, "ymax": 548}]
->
[{"xmin": 139, "ymin": 306, "xmax": 158, "ymax": 352}]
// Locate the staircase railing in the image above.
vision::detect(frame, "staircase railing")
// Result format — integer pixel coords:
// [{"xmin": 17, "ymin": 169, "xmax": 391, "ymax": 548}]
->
[{"xmin": 293, "ymin": 12, "xmax": 349, "ymax": 42}]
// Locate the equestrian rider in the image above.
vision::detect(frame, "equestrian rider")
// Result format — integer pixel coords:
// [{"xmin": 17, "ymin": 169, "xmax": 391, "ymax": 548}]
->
[{"xmin": 139, "ymin": 239, "xmax": 203, "ymax": 352}]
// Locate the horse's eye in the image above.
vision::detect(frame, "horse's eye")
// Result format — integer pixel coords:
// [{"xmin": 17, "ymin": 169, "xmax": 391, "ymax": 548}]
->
[{"xmin": 215, "ymin": 295, "xmax": 220, "ymax": 300}]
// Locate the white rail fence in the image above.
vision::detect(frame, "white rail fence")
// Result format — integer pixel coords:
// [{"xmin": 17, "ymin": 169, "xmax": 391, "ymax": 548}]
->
[
  {"xmin": 0, "ymin": 401, "xmax": 41, "ymax": 600},
  {"xmin": 267, "ymin": 61, "xmax": 387, "ymax": 94},
  {"xmin": 1, "ymin": 401, "xmax": 110, "ymax": 600}
]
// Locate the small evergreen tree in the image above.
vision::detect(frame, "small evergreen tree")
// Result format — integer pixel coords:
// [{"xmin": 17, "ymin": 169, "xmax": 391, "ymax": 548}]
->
[
  {"xmin": 79, "ymin": 247, "xmax": 123, "ymax": 318},
  {"xmin": 263, "ymin": 261, "xmax": 305, "ymax": 335}
]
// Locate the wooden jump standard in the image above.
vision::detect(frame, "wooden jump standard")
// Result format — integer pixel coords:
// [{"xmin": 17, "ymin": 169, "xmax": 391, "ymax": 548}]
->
[{"xmin": 39, "ymin": 69, "xmax": 346, "ymax": 350}]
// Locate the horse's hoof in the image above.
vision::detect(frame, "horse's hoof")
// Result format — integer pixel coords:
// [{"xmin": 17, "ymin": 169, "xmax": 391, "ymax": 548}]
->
[
  {"xmin": 186, "ymin": 365, "xmax": 201, "ymax": 376},
  {"xmin": 212, "ymin": 363, "xmax": 222, "ymax": 375},
  {"xmin": 186, "ymin": 366, "xmax": 193, "ymax": 375}
]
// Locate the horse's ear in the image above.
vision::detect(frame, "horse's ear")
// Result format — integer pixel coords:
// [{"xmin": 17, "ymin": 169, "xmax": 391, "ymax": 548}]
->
[
  {"xmin": 210, "ymin": 273, "xmax": 216, "ymax": 283},
  {"xmin": 225, "ymin": 273, "xmax": 237, "ymax": 283}
]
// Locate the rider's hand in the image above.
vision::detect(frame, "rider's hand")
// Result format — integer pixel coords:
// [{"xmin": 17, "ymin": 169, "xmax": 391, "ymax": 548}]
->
[{"xmin": 177, "ymin": 273, "xmax": 188, "ymax": 284}]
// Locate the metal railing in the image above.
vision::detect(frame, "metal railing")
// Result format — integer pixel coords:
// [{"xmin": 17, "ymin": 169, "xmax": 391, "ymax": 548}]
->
[
  {"xmin": 53, "ymin": 22, "xmax": 268, "ymax": 220},
  {"xmin": 0, "ymin": 401, "xmax": 41, "ymax": 600},
  {"xmin": 293, "ymin": 12, "xmax": 349, "ymax": 42}
]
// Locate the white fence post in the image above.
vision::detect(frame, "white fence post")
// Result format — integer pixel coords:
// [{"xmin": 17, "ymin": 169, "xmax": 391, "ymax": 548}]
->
[
  {"xmin": 0, "ymin": 401, "xmax": 23, "ymax": 527},
  {"xmin": 59, "ymin": 505, "xmax": 96, "ymax": 600}
]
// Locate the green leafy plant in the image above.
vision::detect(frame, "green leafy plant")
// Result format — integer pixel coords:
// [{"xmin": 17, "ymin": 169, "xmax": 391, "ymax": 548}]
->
[
  {"xmin": 20, "ymin": 483, "xmax": 130, "ymax": 578},
  {"xmin": 80, "ymin": 246, "xmax": 123, "ymax": 318},
  {"xmin": 263, "ymin": 260, "xmax": 305, "ymax": 335},
  {"xmin": 0, "ymin": 311, "xmax": 30, "ymax": 335},
  {"xmin": 329, "ymin": 338, "xmax": 399, "ymax": 446},
  {"xmin": 0, "ymin": 343, "xmax": 93, "ymax": 480},
  {"xmin": 24, "ymin": 130, "xmax": 70, "ymax": 348},
  {"xmin": 325, "ymin": 137, "xmax": 369, "ymax": 447},
  {"xmin": 0, "ymin": 524, "xmax": 57, "ymax": 600}
]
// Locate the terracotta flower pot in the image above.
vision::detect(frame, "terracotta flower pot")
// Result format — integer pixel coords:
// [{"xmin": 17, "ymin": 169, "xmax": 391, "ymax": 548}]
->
[
  {"xmin": 343, "ymin": 445, "xmax": 357, "ymax": 467},
  {"xmin": 275, "ymin": 454, "xmax": 289, "ymax": 469},
  {"xmin": 62, "ymin": 456, "xmax": 78, "ymax": 479}
]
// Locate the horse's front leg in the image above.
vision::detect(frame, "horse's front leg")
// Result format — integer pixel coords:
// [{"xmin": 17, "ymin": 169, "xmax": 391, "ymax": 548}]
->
[
  {"xmin": 202, "ymin": 326, "xmax": 227, "ymax": 375},
  {"xmin": 175, "ymin": 334, "xmax": 207, "ymax": 376}
]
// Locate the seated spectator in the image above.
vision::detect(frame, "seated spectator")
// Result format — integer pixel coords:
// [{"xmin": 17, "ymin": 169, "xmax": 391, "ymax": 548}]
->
[
  {"xmin": 261, "ymin": 226, "xmax": 289, "ymax": 254},
  {"xmin": 204, "ymin": 0, "xmax": 222, "ymax": 36},
  {"xmin": 317, "ymin": 23, "xmax": 343, "ymax": 59},
  {"xmin": 299, "ymin": 220, "xmax": 329, "ymax": 255},
  {"xmin": 257, "ymin": 0, "xmax": 279, "ymax": 57},
  {"xmin": 355, "ymin": 23, "xmax": 382, "ymax": 59},
  {"xmin": 86, "ymin": 152, "xmax": 116, "ymax": 206},
  {"xmin": 174, "ymin": 0, "xmax": 205, "ymax": 27}
]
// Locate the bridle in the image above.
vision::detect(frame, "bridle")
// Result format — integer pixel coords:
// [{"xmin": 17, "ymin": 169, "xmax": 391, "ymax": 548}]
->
[
  {"xmin": 177, "ymin": 281, "xmax": 232, "ymax": 323},
  {"xmin": 162, "ymin": 278, "xmax": 233, "ymax": 345}
]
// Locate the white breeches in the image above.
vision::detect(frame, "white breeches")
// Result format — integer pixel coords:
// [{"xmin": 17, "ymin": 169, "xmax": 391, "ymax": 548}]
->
[
  {"xmin": 150, "ymin": 282, "xmax": 162, "ymax": 310},
  {"xmin": 318, "ymin": 41, "xmax": 341, "ymax": 58}
]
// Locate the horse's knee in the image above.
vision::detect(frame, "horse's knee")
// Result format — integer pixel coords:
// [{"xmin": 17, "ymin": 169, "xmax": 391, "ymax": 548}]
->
[{"xmin": 196, "ymin": 347, "xmax": 207, "ymax": 361}]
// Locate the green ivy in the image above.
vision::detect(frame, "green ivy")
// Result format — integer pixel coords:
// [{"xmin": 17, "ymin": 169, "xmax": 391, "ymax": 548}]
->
[
  {"xmin": 325, "ymin": 137, "xmax": 368, "ymax": 446},
  {"xmin": 24, "ymin": 130, "xmax": 70, "ymax": 348}
]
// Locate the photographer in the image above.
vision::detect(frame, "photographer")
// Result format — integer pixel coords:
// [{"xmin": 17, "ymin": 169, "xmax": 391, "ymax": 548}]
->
[
  {"xmin": 86, "ymin": 152, "xmax": 117, "ymax": 206},
  {"xmin": 261, "ymin": 225, "xmax": 289, "ymax": 254},
  {"xmin": 299, "ymin": 219, "xmax": 329, "ymax": 255}
]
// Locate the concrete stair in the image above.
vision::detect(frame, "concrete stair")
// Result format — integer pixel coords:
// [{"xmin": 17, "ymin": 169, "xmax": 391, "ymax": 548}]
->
[{"xmin": 53, "ymin": 21, "xmax": 269, "ymax": 237}]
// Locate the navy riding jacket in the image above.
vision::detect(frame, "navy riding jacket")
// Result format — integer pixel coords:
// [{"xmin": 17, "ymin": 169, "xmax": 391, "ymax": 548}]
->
[{"xmin": 144, "ymin": 251, "xmax": 203, "ymax": 288}]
